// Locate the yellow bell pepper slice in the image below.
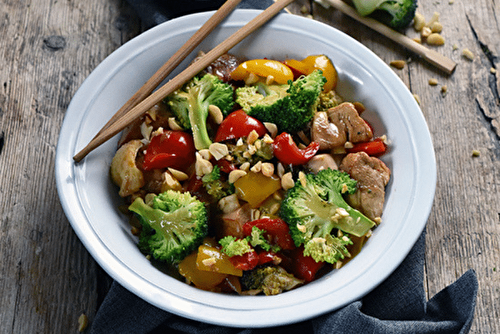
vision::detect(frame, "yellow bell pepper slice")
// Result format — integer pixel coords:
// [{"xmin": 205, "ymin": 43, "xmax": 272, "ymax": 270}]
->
[
  {"xmin": 230, "ymin": 59, "xmax": 294, "ymax": 85},
  {"xmin": 196, "ymin": 245, "xmax": 243, "ymax": 277},
  {"xmin": 234, "ymin": 171, "xmax": 282, "ymax": 208},
  {"xmin": 285, "ymin": 55, "xmax": 338, "ymax": 92}
]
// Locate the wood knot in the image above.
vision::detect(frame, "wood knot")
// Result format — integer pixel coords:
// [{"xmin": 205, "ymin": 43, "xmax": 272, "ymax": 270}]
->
[{"xmin": 43, "ymin": 35, "xmax": 66, "ymax": 51}]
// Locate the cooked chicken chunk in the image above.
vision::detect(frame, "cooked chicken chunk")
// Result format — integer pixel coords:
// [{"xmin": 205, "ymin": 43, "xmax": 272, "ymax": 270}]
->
[
  {"xmin": 311, "ymin": 102, "xmax": 373, "ymax": 150},
  {"xmin": 339, "ymin": 152, "xmax": 390, "ymax": 220},
  {"xmin": 217, "ymin": 204, "xmax": 252, "ymax": 239},
  {"xmin": 311, "ymin": 112, "xmax": 344, "ymax": 150},
  {"xmin": 110, "ymin": 140, "xmax": 145, "ymax": 197},
  {"xmin": 307, "ymin": 153, "xmax": 338, "ymax": 173}
]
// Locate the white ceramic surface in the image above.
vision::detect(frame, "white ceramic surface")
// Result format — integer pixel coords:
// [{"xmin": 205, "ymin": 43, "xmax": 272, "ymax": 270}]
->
[{"xmin": 55, "ymin": 10, "xmax": 436, "ymax": 328}]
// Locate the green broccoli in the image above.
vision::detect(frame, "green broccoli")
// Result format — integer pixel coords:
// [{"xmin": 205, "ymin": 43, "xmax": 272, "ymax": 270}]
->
[
  {"xmin": 165, "ymin": 73, "xmax": 234, "ymax": 150},
  {"xmin": 247, "ymin": 226, "xmax": 280, "ymax": 253},
  {"xmin": 201, "ymin": 165, "xmax": 234, "ymax": 202},
  {"xmin": 219, "ymin": 226, "xmax": 279, "ymax": 257},
  {"xmin": 240, "ymin": 266, "xmax": 304, "ymax": 295},
  {"xmin": 226, "ymin": 137, "xmax": 273, "ymax": 166},
  {"xmin": 128, "ymin": 190, "xmax": 208, "ymax": 263},
  {"xmin": 219, "ymin": 236, "xmax": 253, "ymax": 257},
  {"xmin": 317, "ymin": 89, "xmax": 344, "ymax": 112},
  {"xmin": 235, "ymin": 70, "xmax": 326, "ymax": 134},
  {"xmin": 279, "ymin": 168, "xmax": 375, "ymax": 264},
  {"xmin": 351, "ymin": 0, "xmax": 418, "ymax": 30}
]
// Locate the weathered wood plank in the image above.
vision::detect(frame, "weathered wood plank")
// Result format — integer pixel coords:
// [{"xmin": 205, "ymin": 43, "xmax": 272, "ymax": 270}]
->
[
  {"xmin": 0, "ymin": 0, "xmax": 498, "ymax": 333},
  {"xmin": 0, "ymin": 0, "xmax": 139, "ymax": 332}
]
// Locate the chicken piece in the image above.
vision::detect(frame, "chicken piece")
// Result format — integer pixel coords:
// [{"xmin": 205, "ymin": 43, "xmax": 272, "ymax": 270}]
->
[
  {"xmin": 327, "ymin": 102, "xmax": 373, "ymax": 144},
  {"xmin": 311, "ymin": 102, "xmax": 373, "ymax": 151},
  {"xmin": 110, "ymin": 140, "xmax": 145, "ymax": 197},
  {"xmin": 311, "ymin": 112, "xmax": 345, "ymax": 150},
  {"xmin": 217, "ymin": 204, "xmax": 252, "ymax": 239},
  {"xmin": 339, "ymin": 152, "xmax": 390, "ymax": 220},
  {"xmin": 307, "ymin": 153, "xmax": 338, "ymax": 173}
]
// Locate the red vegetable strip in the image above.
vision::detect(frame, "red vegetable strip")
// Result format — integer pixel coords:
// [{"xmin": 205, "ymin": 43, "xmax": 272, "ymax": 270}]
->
[{"xmin": 273, "ymin": 132, "xmax": 319, "ymax": 166}]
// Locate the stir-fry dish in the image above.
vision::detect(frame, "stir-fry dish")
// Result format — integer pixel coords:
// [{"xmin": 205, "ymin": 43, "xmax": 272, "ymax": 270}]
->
[{"xmin": 110, "ymin": 52, "xmax": 391, "ymax": 295}]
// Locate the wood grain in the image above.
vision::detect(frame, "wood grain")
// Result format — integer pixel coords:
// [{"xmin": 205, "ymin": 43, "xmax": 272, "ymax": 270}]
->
[{"xmin": 0, "ymin": 0, "xmax": 498, "ymax": 333}]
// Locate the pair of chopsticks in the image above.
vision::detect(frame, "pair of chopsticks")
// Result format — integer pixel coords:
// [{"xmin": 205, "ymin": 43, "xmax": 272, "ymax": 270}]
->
[
  {"xmin": 321, "ymin": 0, "xmax": 457, "ymax": 74},
  {"xmin": 73, "ymin": 0, "xmax": 294, "ymax": 162}
]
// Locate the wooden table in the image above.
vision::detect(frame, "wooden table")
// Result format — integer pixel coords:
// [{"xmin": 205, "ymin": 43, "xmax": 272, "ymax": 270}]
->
[{"xmin": 0, "ymin": 0, "xmax": 498, "ymax": 332}]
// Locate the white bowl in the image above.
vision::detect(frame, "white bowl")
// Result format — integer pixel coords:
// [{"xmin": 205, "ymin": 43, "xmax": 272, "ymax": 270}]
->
[{"xmin": 55, "ymin": 9, "xmax": 436, "ymax": 328}]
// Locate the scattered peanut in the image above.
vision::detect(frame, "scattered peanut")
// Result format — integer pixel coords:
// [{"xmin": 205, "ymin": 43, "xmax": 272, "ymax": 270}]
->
[
  {"xmin": 78, "ymin": 314, "xmax": 88, "ymax": 332},
  {"xmin": 413, "ymin": 12, "xmax": 426, "ymax": 31},
  {"xmin": 250, "ymin": 161, "xmax": 263, "ymax": 173},
  {"xmin": 161, "ymin": 171, "xmax": 182, "ymax": 192},
  {"xmin": 195, "ymin": 152, "xmax": 213, "ymax": 176},
  {"xmin": 198, "ymin": 149, "xmax": 212, "ymax": 161},
  {"xmin": 247, "ymin": 130, "xmax": 259, "ymax": 145},
  {"xmin": 427, "ymin": 33, "xmax": 445, "ymax": 46},
  {"xmin": 264, "ymin": 122, "xmax": 278, "ymax": 138},
  {"xmin": 421, "ymin": 26, "xmax": 432, "ymax": 38},
  {"xmin": 472, "ymin": 149, "xmax": 481, "ymax": 157},
  {"xmin": 428, "ymin": 78, "xmax": 439, "ymax": 86},
  {"xmin": 281, "ymin": 172, "xmax": 295, "ymax": 190},
  {"xmin": 390, "ymin": 60, "xmax": 406, "ymax": 69},
  {"xmin": 168, "ymin": 117, "xmax": 184, "ymax": 131},
  {"xmin": 168, "ymin": 168, "xmax": 189, "ymax": 181},
  {"xmin": 261, "ymin": 162, "xmax": 275, "ymax": 177},
  {"xmin": 228, "ymin": 169, "xmax": 247, "ymax": 183},
  {"xmin": 429, "ymin": 21, "xmax": 443, "ymax": 33},
  {"xmin": 462, "ymin": 48, "xmax": 475, "ymax": 61},
  {"xmin": 209, "ymin": 142, "xmax": 229, "ymax": 160},
  {"xmin": 208, "ymin": 104, "xmax": 223, "ymax": 124}
]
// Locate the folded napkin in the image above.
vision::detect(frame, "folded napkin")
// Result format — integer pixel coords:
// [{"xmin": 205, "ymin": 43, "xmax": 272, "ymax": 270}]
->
[{"xmin": 90, "ymin": 1, "xmax": 478, "ymax": 333}]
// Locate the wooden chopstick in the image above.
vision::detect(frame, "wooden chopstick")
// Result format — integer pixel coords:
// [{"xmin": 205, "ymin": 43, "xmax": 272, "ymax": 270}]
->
[
  {"xmin": 91, "ymin": 0, "xmax": 242, "ymax": 140},
  {"xmin": 322, "ymin": 0, "xmax": 457, "ymax": 74},
  {"xmin": 73, "ymin": 0, "xmax": 294, "ymax": 162}
]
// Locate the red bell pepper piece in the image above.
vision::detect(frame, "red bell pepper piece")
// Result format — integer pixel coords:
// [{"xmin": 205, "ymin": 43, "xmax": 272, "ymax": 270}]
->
[
  {"xmin": 228, "ymin": 251, "xmax": 259, "ymax": 271},
  {"xmin": 289, "ymin": 247, "xmax": 325, "ymax": 282},
  {"xmin": 214, "ymin": 109, "xmax": 267, "ymax": 142},
  {"xmin": 273, "ymin": 132, "xmax": 319, "ymax": 166},
  {"xmin": 142, "ymin": 130, "xmax": 196, "ymax": 171},
  {"xmin": 257, "ymin": 250, "xmax": 277, "ymax": 265},
  {"xmin": 347, "ymin": 138, "xmax": 387, "ymax": 157},
  {"xmin": 213, "ymin": 158, "xmax": 237, "ymax": 174},
  {"xmin": 242, "ymin": 218, "xmax": 295, "ymax": 250}
]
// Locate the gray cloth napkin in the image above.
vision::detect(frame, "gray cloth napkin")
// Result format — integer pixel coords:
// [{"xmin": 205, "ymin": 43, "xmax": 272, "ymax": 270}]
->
[{"xmin": 90, "ymin": 1, "xmax": 478, "ymax": 332}]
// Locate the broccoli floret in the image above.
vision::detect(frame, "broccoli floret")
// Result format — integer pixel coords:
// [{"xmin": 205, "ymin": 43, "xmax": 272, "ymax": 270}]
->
[
  {"xmin": 219, "ymin": 236, "xmax": 253, "ymax": 257},
  {"xmin": 235, "ymin": 70, "xmax": 326, "ymax": 134},
  {"xmin": 248, "ymin": 226, "xmax": 280, "ymax": 253},
  {"xmin": 166, "ymin": 73, "xmax": 234, "ymax": 150},
  {"xmin": 279, "ymin": 168, "xmax": 375, "ymax": 264},
  {"xmin": 240, "ymin": 266, "xmax": 304, "ymax": 295},
  {"xmin": 303, "ymin": 234, "xmax": 353, "ymax": 263},
  {"xmin": 201, "ymin": 165, "xmax": 234, "ymax": 202},
  {"xmin": 352, "ymin": 0, "xmax": 418, "ymax": 30},
  {"xmin": 317, "ymin": 90, "xmax": 344, "ymax": 111},
  {"xmin": 128, "ymin": 190, "xmax": 208, "ymax": 263},
  {"xmin": 226, "ymin": 137, "xmax": 274, "ymax": 166}
]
